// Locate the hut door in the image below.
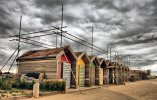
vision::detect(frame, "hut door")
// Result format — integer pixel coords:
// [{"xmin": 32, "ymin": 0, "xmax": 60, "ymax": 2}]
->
[
  {"xmin": 63, "ymin": 63, "xmax": 71, "ymax": 88},
  {"xmin": 79, "ymin": 65, "xmax": 85, "ymax": 86},
  {"xmin": 91, "ymin": 67, "xmax": 95, "ymax": 85},
  {"xmin": 109, "ymin": 69, "xmax": 113, "ymax": 84},
  {"xmin": 95, "ymin": 67, "xmax": 99, "ymax": 85},
  {"xmin": 103, "ymin": 69, "xmax": 107, "ymax": 84},
  {"xmin": 100, "ymin": 68, "xmax": 103, "ymax": 85}
]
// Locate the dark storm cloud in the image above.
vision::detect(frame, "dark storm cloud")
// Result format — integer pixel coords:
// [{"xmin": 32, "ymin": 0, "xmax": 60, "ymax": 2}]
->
[
  {"xmin": 0, "ymin": 1, "xmax": 15, "ymax": 37},
  {"xmin": 89, "ymin": 0, "xmax": 157, "ymax": 40},
  {"xmin": 136, "ymin": 59, "xmax": 157, "ymax": 66},
  {"xmin": 90, "ymin": 0, "xmax": 132, "ymax": 13},
  {"xmin": 33, "ymin": 0, "xmax": 87, "ymax": 25},
  {"xmin": 34, "ymin": 0, "xmax": 84, "ymax": 8},
  {"xmin": 110, "ymin": 33, "xmax": 157, "ymax": 46}
]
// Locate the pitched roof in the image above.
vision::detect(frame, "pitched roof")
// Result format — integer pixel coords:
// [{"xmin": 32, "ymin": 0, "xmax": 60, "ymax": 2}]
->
[
  {"xmin": 17, "ymin": 45, "xmax": 73, "ymax": 60},
  {"xmin": 98, "ymin": 58, "xmax": 104, "ymax": 62},
  {"xmin": 75, "ymin": 52, "xmax": 90, "ymax": 63},
  {"xmin": 18, "ymin": 47, "xmax": 63, "ymax": 60},
  {"xmin": 75, "ymin": 52, "xmax": 84, "ymax": 57},
  {"xmin": 88, "ymin": 55, "xmax": 95, "ymax": 60}
]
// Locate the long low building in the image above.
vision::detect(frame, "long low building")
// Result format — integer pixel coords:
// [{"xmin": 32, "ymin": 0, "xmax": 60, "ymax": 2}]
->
[{"xmin": 16, "ymin": 45, "xmax": 134, "ymax": 89}]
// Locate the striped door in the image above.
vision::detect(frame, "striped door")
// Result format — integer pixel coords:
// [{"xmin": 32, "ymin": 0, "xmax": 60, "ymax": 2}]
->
[
  {"xmin": 91, "ymin": 67, "xmax": 95, "ymax": 85},
  {"xmin": 100, "ymin": 68, "xmax": 103, "ymax": 85},
  {"xmin": 63, "ymin": 63, "xmax": 71, "ymax": 88},
  {"xmin": 79, "ymin": 65, "xmax": 85, "ymax": 86}
]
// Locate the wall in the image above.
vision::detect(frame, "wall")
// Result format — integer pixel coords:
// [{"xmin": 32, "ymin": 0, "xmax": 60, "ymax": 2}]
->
[{"xmin": 18, "ymin": 59, "xmax": 58, "ymax": 79}]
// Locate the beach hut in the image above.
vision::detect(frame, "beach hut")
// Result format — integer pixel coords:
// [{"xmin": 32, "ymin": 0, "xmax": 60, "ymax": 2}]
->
[
  {"xmin": 98, "ymin": 58, "xmax": 108, "ymax": 85},
  {"xmin": 107, "ymin": 62, "xmax": 116, "ymax": 84},
  {"xmin": 124, "ymin": 66, "xmax": 128, "ymax": 82},
  {"xmin": 75, "ymin": 52, "xmax": 90, "ymax": 87},
  {"xmin": 105, "ymin": 60, "xmax": 110, "ymax": 84},
  {"xmin": 113, "ymin": 62, "xmax": 119, "ymax": 84},
  {"xmin": 121, "ymin": 65, "xmax": 126, "ymax": 82},
  {"xmin": 17, "ymin": 45, "xmax": 77, "ymax": 88},
  {"xmin": 88, "ymin": 56, "xmax": 100, "ymax": 86},
  {"xmin": 118, "ymin": 64, "xmax": 123, "ymax": 84}
]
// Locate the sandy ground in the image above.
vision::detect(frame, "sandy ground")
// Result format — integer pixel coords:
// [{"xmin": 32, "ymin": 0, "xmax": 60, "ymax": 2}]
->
[
  {"xmin": 19, "ymin": 79, "xmax": 157, "ymax": 100},
  {"xmin": 108, "ymin": 79, "xmax": 157, "ymax": 100}
]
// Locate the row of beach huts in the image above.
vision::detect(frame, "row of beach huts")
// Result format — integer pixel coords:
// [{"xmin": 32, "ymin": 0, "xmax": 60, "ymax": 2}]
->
[{"xmin": 16, "ymin": 45, "xmax": 147, "ymax": 89}]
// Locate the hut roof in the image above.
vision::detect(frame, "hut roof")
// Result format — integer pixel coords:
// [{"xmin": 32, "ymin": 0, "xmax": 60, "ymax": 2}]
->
[
  {"xmin": 88, "ymin": 55, "xmax": 95, "ymax": 60},
  {"xmin": 19, "ymin": 48, "xmax": 63, "ymax": 59},
  {"xmin": 75, "ymin": 52, "xmax": 84, "ymax": 57},
  {"xmin": 108, "ymin": 62, "xmax": 115, "ymax": 66},
  {"xmin": 98, "ymin": 58, "xmax": 107, "ymax": 68},
  {"xmin": 105, "ymin": 60, "xmax": 110, "ymax": 66},
  {"xmin": 75, "ymin": 51, "xmax": 90, "ymax": 63},
  {"xmin": 17, "ymin": 45, "xmax": 77, "ymax": 61},
  {"xmin": 107, "ymin": 62, "xmax": 117, "ymax": 69},
  {"xmin": 88, "ymin": 55, "xmax": 100, "ymax": 65},
  {"xmin": 98, "ymin": 58, "xmax": 104, "ymax": 64}
]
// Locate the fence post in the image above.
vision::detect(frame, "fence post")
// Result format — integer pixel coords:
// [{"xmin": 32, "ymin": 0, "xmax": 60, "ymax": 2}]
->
[
  {"xmin": 33, "ymin": 82, "xmax": 39, "ymax": 98},
  {"xmin": 64, "ymin": 79, "xmax": 67, "ymax": 93}
]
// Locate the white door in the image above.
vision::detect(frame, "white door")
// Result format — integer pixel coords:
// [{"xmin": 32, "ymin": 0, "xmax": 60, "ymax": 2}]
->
[{"xmin": 63, "ymin": 63, "xmax": 71, "ymax": 88}]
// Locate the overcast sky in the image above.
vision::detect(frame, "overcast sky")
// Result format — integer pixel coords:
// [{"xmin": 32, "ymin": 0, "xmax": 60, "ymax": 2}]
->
[{"xmin": 0, "ymin": 0, "xmax": 157, "ymax": 74}]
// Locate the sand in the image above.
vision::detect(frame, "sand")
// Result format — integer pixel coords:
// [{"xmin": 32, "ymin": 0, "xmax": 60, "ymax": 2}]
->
[
  {"xmin": 19, "ymin": 79, "xmax": 157, "ymax": 100},
  {"xmin": 108, "ymin": 79, "xmax": 157, "ymax": 100}
]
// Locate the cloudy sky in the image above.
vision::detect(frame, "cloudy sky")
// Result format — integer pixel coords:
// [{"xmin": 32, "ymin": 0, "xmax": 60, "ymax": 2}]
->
[{"xmin": 0, "ymin": 0, "xmax": 157, "ymax": 74}]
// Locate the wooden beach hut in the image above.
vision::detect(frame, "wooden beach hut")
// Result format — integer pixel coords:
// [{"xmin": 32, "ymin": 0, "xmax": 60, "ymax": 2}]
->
[
  {"xmin": 88, "ymin": 56, "xmax": 100, "ymax": 86},
  {"xmin": 122, "ymin": 65, "xmax": 126, "ymax": 82},
  {"xmin": 114, "ymin": 62, "xmax": 119, "ymax": 84},
  {"xmin": 16, "ymin": 45, "xmax": 77, "ymax": 88},
  {"xmin": 98, "ymin": 58, "xmax": 108, "ymax": 85},
  {"xmin": 125, "ymin": 67, "xmax": 129, "ymax": 81},
  {"xmin": 105, "ymin": 60, "xmax": 110, "ymax": 84},
  {"xmin": 118, "ymin": 64, "xmax": 123, "ymax": 84},
  {"xmin": 75, "ymin": 51, "xmax": 90, "ymax": 87},
  {"xmin": 107, "ymin": 61, "xmax": 116, "ymax": 84}
]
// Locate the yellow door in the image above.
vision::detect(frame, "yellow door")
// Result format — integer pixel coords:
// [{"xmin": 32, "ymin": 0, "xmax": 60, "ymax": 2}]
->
[{"xmin": 78, "ymin": 58, "xmax": 85, "ymax": 87}]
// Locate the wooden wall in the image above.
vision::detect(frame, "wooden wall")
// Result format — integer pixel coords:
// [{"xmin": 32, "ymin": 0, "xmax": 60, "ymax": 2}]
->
[{"xmin": 18, "ymin": 59, "xmax": 58, "ymax": 79}]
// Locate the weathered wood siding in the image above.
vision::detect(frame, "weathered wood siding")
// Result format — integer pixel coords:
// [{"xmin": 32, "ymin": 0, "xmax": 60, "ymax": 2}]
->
[{"xmin": 18, "ymin": 59, "xmax": 58, "ymax": 79}]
